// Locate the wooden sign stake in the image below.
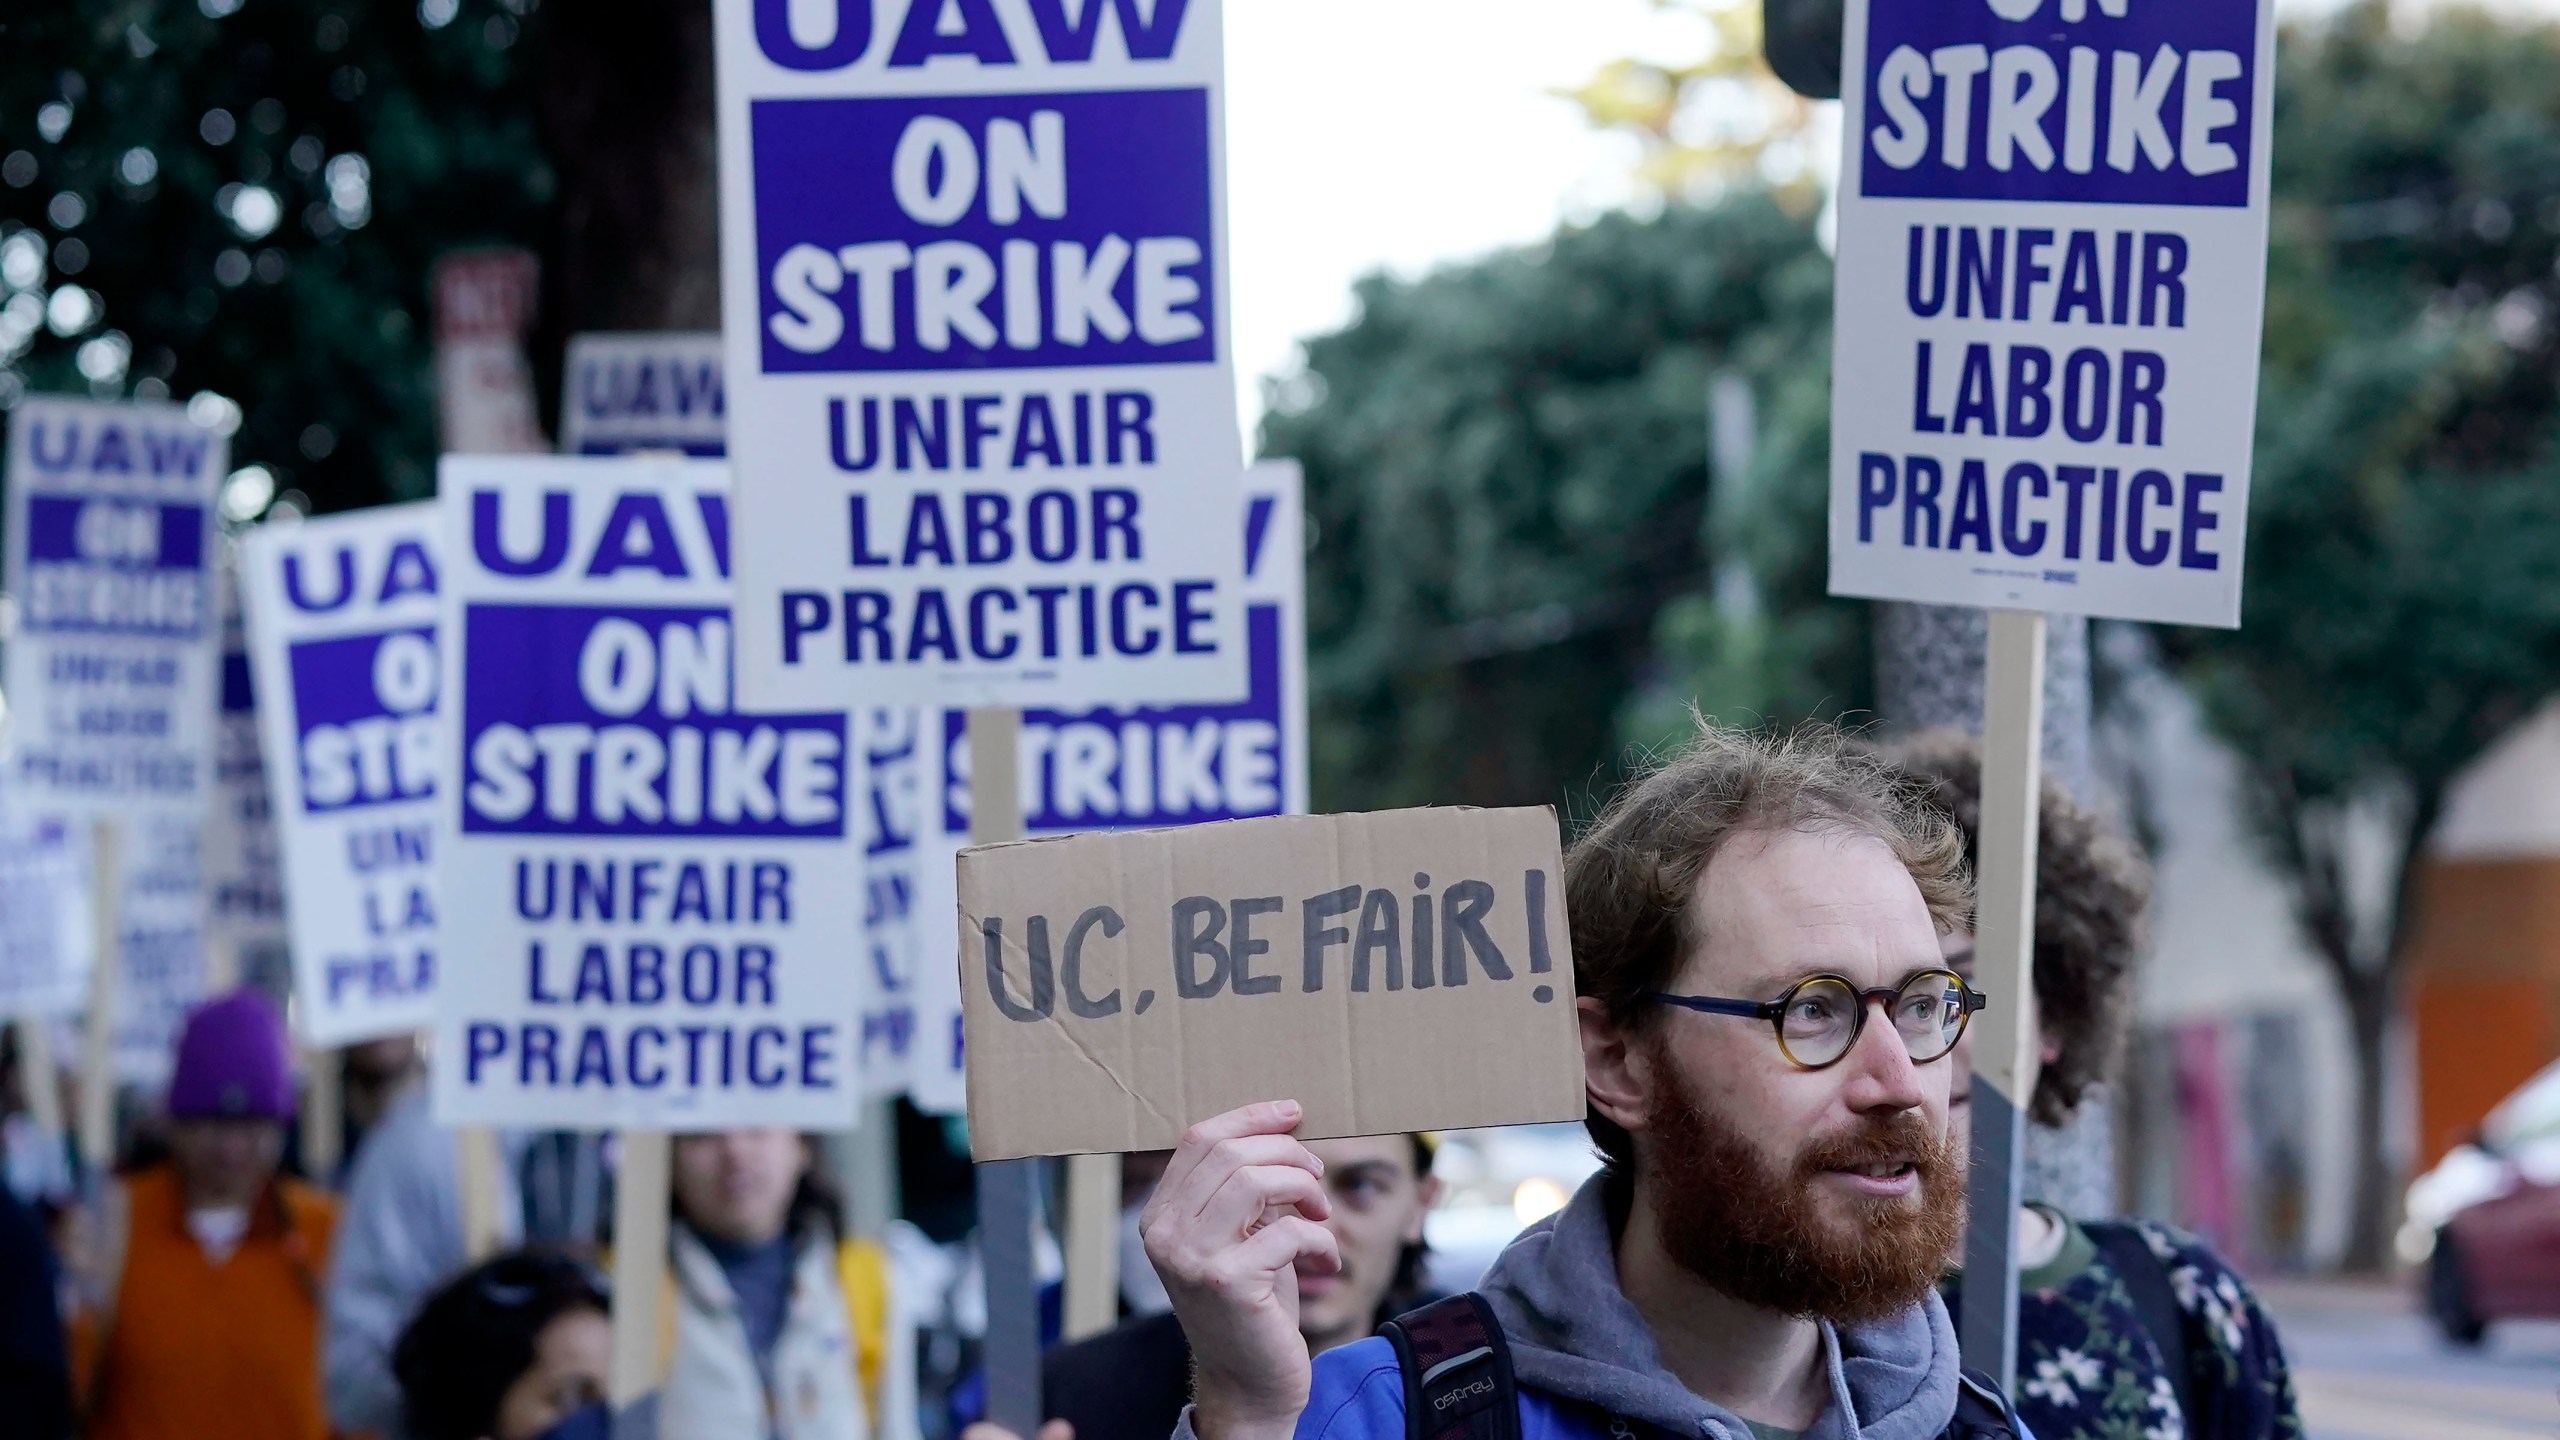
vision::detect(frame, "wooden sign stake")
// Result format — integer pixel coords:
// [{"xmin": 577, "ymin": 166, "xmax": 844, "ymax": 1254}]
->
[
  {"xmin": 78, "ymin": 818, "xmax": 122, "ymax": 1184},
  {"xmin": 609, "ymin": 1128, "xmax": 673, "ymax": 1407},
  {"xmin": 969, "ymin": 705, "xmax": 1043, "ymax": 1437},
  {"xmin": 1960, "ymin": 607, "xmax": 2046, "ymax": 1398}
]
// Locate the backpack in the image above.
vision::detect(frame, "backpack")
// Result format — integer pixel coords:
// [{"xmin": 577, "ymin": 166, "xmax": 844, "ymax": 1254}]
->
[{"xmin": 1381, "ymin": 1293, "xmax": 2025, "ymax": 1440}]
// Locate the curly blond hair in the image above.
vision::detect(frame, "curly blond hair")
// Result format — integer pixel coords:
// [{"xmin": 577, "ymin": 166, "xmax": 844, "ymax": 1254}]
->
[{"xmin": 1565, "ymin": 720, "xmax": 1972, "ymax": 1170}]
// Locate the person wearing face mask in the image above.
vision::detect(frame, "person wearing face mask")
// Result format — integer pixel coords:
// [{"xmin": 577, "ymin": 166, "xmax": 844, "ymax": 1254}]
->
[
  {"xmin": 1886, "ymin": 731, "xmax": 2303, "ymax": 1440},
  {"xmin": 1136, "ymin": 723, "xmax": 2024, "ymax": 1440},
  {"xmin": 393, "ymin": 1250, "xmax": 612, "ymax": 1440},
  {"xmin": 1033, "ymin": 1134, "xmax": 1442, "ymax": 1440},
  {"xmin": 70, "ymin": 988, "xmax": 339, "ymax": 1440},
  {"xmin": 621, "ymin": 1128, "xmax": 915, "ymax": 1440}
]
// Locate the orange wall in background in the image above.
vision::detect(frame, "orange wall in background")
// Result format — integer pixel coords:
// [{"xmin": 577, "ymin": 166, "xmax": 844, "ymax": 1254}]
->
[{"xmin": 2403, "ymin": 858, "xmax": 2560, "ymax": 1167}]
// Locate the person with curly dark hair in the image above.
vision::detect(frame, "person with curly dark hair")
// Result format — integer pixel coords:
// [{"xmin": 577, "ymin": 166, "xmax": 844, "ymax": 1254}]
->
[
  {"xmin": 392, "ymin": 1249, "xmax": 610, "ymax": 1440},
  {"xmin": 1886, "ymin": 730, "xmax": 2304, "ymax": 1440}
]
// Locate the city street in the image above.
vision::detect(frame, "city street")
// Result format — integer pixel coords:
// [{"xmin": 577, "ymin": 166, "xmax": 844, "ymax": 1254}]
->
[{"xmin": 2262, "ymin": 1278, "xmax": 2560, "ymax": 1440}]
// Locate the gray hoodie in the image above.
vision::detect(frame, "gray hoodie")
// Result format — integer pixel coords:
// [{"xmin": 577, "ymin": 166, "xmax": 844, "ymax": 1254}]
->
[
  {"xmin": 1169, "ymin": 1171, "xmax": 1964, "ymax": 1440},
  {"xmin": 1475, "ymin": 1172, "xmax": 1962, "ymax": 1440}
]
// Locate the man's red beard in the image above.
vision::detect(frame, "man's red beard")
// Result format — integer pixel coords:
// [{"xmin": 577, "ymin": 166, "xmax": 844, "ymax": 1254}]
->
[{"xmin": 1639, "ymin": 1052, "xmax": 1963, "ymax": 1326}]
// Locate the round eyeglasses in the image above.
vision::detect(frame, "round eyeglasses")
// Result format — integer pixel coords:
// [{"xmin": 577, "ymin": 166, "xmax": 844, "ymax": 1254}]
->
[{"xmin": 1648, "ymin": 968, "xmax": 1987, "ymax": 1070}]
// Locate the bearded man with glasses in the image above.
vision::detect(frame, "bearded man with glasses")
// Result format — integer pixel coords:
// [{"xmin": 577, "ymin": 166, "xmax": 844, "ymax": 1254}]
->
[{"xmin": 1136, "ymin": 723, "xmax": 2023, "ymax": 1440}]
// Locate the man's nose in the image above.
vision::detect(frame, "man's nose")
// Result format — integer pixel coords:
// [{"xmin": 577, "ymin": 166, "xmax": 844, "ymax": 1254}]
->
[{"xmin": 1839, "ymin": 999, "xmax": 1928, "ymax": 1113}]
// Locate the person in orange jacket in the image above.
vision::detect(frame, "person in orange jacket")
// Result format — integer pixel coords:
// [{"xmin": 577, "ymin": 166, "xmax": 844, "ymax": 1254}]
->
[{"xmin": 73, "ymin": 988, "xmax": 339, "ymax": 1440}]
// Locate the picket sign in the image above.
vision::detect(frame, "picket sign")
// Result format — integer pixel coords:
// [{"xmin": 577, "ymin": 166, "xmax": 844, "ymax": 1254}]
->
[
  {"xmin": 428, "ymin": 455, "xmax": 872, "ymax": 1407},
  {"xmin": 238, "ymin": 503, "xmax": 445, "ymax": 1047},
  {"xmin": 1825, "ymin": 0, "xmax": 2277, "ymax": 1390},
  {"xmin": 3, "ymin": 396, "xmax": 225, "ymax": 1172},
  {"xmin": 559, "ymin": 332, "xmax": 727, "ymax": 458},
  {"xmin": 711, "ymin": 0, "xmax": 1249, "ymax": 713},
  {"xmin": 207, "ymin": 551, "xmax": 288, "ymax": 989},
  {"xmin": 0, "ymin": 816, "xmax": 85, "ymax": 1152}
]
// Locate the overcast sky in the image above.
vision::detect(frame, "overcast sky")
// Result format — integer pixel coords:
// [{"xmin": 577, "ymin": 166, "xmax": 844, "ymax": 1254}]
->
[{"xmin": 1217, "ymin": 0, "xmax": 2542, "ymax": 439}]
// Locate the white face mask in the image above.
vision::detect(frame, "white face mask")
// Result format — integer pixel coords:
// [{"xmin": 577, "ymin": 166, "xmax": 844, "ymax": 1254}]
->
[{"xmin": 1118, "ymin": 1198, "xmax": 1172, "ymax": 1316}]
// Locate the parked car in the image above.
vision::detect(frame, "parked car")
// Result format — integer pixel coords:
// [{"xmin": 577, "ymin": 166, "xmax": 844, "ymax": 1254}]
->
[{"xmin": 2403, "ymin": 1058, "xmax": 2560, "ymax": 1345}]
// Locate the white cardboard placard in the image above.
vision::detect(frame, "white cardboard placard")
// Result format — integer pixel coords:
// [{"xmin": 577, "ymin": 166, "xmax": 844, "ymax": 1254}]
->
[
  {"xmin": 906, "ymin": 459, "xmax": 1305, "ymax": 1113},
  {"xmin": 206, "ymin": 551, "xmax": 288, "ymax": 964},
  {"xmin": 0, "ymin": 815, "xmax": 90, "ymax": 1021},
  {"xmin": 711, "ymin": 0, "xmax": 1248, "ymax": 709},
  {"xmin": 1827, "ymin": 0, "xmax": 2273, "ymax": 628},
  {"xmin": 2, "ymin": 397, "xmax": 225, "ymax": 814},
  {"xmin": 430, "ymin": 457, "xmax": 866, "ymax": 1131},
  {"xmin": 239, "ymin": 503, "xmax": 444, "ymax": 1046},
  {"xmin": 559, "ymin": 332, "xmax": 729, "ymax": 458},
  {"xmin": 112, "ymin": 812, "xmax": 209, "ymax": 1087}
]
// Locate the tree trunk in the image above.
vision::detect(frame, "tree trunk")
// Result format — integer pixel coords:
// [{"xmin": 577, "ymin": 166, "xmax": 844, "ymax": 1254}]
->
[
  {"xmin": 2339, "ymin": 967, "xmax": 2398, "ymax": 1272},
  {"xmin": 526, "ymin": 0, "xmax": 722, "ymax": 436}
]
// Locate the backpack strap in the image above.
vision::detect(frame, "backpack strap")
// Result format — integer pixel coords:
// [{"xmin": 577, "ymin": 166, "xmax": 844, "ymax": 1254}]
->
[
  {"xmin": 2085, "ymin": 1220, "xmax": 2196, "ymax": 1429},
  {"xmin": 1380, "ymin": 1292, "xmax": 1520, "ymax": 1440},
  {"xmin": 1946, "ymin": 1367, "xmax": 2026, "ymax": 1440}
]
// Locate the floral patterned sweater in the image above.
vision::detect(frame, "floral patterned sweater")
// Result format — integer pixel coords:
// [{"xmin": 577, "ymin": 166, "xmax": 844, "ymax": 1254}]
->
[{"xmin": 1944, "ymin": 1208, "xmax": 2304, "ymax": 1440}]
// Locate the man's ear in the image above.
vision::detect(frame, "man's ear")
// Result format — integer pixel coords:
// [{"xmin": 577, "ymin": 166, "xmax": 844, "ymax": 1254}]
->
[
  {"xmin": 1580, "ymin": 997, "xmax": 1651, "ymax": 1137},
  {"xmin": 1403, "ymin": 1174, "xmax": 1443, "ymax": 1244}
]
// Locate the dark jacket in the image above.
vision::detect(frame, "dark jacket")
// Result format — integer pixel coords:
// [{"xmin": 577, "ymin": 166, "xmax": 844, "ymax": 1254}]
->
[
  {"xmin": 0, "ymin": 1185, "xmax": 70, "ymax": 1439},
  {"xmin": 1043, "ymin": 1310, "xmax": 1192, "ymax": 1440}
]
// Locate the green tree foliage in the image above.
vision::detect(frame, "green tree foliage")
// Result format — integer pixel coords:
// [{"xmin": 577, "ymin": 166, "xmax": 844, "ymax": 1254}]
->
[
  {"xmin": 0, "ymin": 0, "xmax": 550, "ymax": 509},
  {"xmin": 2158, "ymin": 1, "xmax": 2560, "ymax": 1268},
  {"xmin": 1260, "ymin": 197, "xmax": 1854, "ymax": 814}
]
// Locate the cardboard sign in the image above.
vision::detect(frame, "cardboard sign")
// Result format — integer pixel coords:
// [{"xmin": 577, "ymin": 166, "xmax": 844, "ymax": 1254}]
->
[
  {"xmin": 958, "ymin": 806, "xmax": 1582, "ymax": 1159},
  {"xmin": 239, "ymin": 503, "xmax": 444, "ymax": 1045},
  {"xmin": 113, "ymin": 812, "xmax": 209, "ymax": 1086},
  {"xmin": 711, "ymin": 0, "xmax": 1249, "ymax": 710},
  {"xmin": 1826, "ymin": 0, "xmax": 2272, "ymax": 628},
  {"xmin": 559, "ymin": 332, "xmax": 728, "ymax": 457},
  {"xmin": 430, "ymin": 457, "xmax": 866, "ymax": 1131},
  {"xmin": 905, "ymin": 461, "xmax": 1306, "ymax": 1113},
  {"xmin": 205, "ymin": 552, "xmax": 289, "ymax": 963},
  {"xmin": 2, "ymin": 397, "xmax": 225, "ymax": 814},
  {"xmin": 0, "ymin": 816, "xmax": 90, "ymax": 1020}
]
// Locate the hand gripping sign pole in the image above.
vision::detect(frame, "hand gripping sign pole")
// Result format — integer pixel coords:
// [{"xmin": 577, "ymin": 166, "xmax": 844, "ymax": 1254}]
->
[
  {"xmin": 1960, "ymin": 609, "xmax": 2045, "ymax": 1397},
  {"xmin": 969, "ymin": 705, "xmax": 1043, "ymax": 1438}
]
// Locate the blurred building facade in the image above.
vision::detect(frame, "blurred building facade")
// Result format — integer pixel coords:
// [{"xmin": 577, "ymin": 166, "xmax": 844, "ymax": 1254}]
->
[{"xmin": 2114, "ymin": 644, "xmax": 2560, "ymax": 1273}]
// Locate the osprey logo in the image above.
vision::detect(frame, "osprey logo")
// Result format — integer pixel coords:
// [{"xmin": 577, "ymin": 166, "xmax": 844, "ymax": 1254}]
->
[{"xmin": 1433, "ymin": 1375, "xmax": 1496, "ymax": 1411}]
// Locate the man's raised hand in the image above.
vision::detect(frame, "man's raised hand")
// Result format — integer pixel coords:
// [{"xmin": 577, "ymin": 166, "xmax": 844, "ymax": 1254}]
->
[{"xmin": 1139, "ymin": 1100, "xmax": 1339, "ymax": 1440}]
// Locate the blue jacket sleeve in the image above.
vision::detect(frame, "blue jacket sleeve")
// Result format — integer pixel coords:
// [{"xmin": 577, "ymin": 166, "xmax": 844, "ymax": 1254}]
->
[
  {"xmin": 1165, "ymin": 1338, "xmax": 1406, "ymax": 1440},
  {"xmin": 1297, "ymin": 1338, "xmax": 1407, "ymax": 1440}
]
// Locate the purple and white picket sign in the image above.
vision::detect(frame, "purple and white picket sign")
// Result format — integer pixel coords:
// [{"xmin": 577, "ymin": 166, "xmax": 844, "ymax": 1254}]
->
[
  {"xmin": 430, "ymin": 457, "xmax": 866, "ymax": 1130},
  {"xmin": 111, "ymin": 811, "xmax": 209, "ymax": 1086},
  {"xmin": 239, "ymin": 503, "xmax": 444, "ymax": 1046},
  {"xmin": 559, "ymin": 332, "xmax": 728, "ymax": 458},
  {"xmin": 0, "ymin": 813, "xmax": 91, "ymax": 1021},
  {"xmin": 1827, "ymin": 0, "xmax": 2273, "ymax": 628},
  {"xmin": 2, "ymin": 397, "xmax": 226, "ymax": 814},
  {"xmin": 904, "ymin": 459, "xmax": 1304, "ymax": 1112},
  {"xmin": 205, "ymin": 549, "xmax": 288, "ymax": 968},
  {"xmin": 710, "ymin": 0, "xmax": 1249, "ymax": 711}
]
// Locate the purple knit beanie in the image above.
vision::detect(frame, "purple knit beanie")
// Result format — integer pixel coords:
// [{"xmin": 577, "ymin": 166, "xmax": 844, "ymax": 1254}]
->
[{"xmin": 167, "ymin": 988, "xmax": 296, "ymax": 1121}]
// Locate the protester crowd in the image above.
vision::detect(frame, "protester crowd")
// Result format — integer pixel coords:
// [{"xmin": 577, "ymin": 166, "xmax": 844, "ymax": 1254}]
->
[{"xmin": 0, "ymin": 723, "xmax": 2302, "ymax": 1440}]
